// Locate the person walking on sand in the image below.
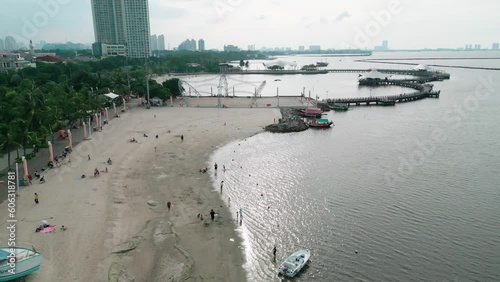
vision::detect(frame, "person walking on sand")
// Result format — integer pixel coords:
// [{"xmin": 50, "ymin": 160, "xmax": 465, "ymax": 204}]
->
[
  {"xmin": 210, "ymin": 209, "xmax": 215, "ymax": 221},
  {"xmin": 34, "ymin": 193, "xmax": 39, "ymax": 204},
  {"xmin": 214, "ymin": 162, "xmax": 218, "ymax": 171},
  {"xmin": 167, "ymin": 201, "xmax": 171, "ymax": 211},
  {"xmin": 181, "ymin": 135, "xmax": 184, "ymax": 142},
  {"xmin": 220, "ymin": 181, "xmax": 224, "ymax": 193},
  {"xmin": 88, "ymin": 154, "xmax": 91, "ymax": 160},
  {"xmin": 273, "ymin": 246, "xmax": 277, "ymax": 259}
]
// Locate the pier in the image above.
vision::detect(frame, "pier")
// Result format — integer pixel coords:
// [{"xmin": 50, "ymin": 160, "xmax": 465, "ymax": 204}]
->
[
  {"xmin": 326, "ymin": 79, "xmax": 440, "ymax": 107},
  {"xmin": 326, "ymin": 68, "xmax": 451, "ymax": 79}
]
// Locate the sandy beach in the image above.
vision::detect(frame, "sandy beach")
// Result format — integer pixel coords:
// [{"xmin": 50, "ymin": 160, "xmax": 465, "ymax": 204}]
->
[{"xmin": 0, "ymin": 105, "xmax": 280, "ymax": 281}]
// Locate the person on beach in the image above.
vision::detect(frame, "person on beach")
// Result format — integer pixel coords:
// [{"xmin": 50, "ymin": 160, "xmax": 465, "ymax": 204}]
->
[
  {"xmin": 214, "ymin": 162, "xmax": 218, "ymax": 171},
  {"xmin": 210, "ymin": 209, "xmax": 215, "ymax": 221},
  {"xmin": 61, "ymin": 225, "xmax": 68, "ymax": 231},
  {"xmin": 39, "ymin": 176, "xmax": 46, "ymax": 184},
  {"xmin": 34, "ymin": 193, "xmax": 39, "ymax": 204},
  {"xmin": 34, "ymin": 170, "xmax": 40, "ymax": 178},
  {"xmin": 88, "ymin": 154, "xmax": 91, "ymax": 160},
  {"xmin": 220, "ymin": 181, "xmax": 224, "ymax": 193},
  {"xmin": 167, "ymin": 201, "xmax": 171, "ymax": 211},
  {"xmin": 273, "ymin": 246, "xmax": 277, "ymax": 260},
  {"xmin": 223, "ymin": 165, "xmax": 226, "ymax": 172},
  {"xmin": 181, "ymin": 135, "xmax": 184, "ymax": 142}
]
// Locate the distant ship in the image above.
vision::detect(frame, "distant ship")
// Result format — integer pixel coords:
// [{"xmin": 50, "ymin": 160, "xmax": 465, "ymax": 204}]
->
[{"xmin": 316, "ymin": 61, "xmax": 329, "ymax": 67}]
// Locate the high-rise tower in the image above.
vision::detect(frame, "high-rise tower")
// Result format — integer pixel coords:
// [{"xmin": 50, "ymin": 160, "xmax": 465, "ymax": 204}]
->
[{"xmin": 91, "ymin": 0, "xmax": 151, "ymax": 58}]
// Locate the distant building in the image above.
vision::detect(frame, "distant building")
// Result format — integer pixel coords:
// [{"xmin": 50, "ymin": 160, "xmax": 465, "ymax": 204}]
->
[
  {"xmin": 247, "ymin": 44, "xmax": 255, "ymax": 51},
  {"xmin": 382, "ymin": 40, "xmax": 388, "ymax": 50},
  {"xmin": 224, "ymin": 45, "xmax": 240, "ymax": 52},
  {"xmin": 42, "ymin": 42, "xmax": 87, "ymax": 50},
  {"xmin": 298, "ymin": 46, "xmax": 305, "ymax": 51},
  {"xmin": 0, "ymin": 39, "xmax": 4, "ymax": 50},
  {"xmin": 198, "ymin": 39, "xmax": 205, "ymax": 51},
  {"xmin": 158, "ymin": 35, "xmax": 165, "ymax": 50},
  {"xmin": 178, "ymin": 39, "xmax": 197, "ymax": 51},
  {"xmin": 91, "ymin": 0, "xmax": 151, "ymax": 58},
  {"xmin": 374, "ymin": 40, "xmax": 389, "ymax": 51},
  {"xmin": 92, "ymin": 42, "xmax": 127, "ymax": 57},
  {"xmin": 151, "ymin": 34, "xmax": 158, "ymax": 51},
  {"xmin": 4, "ymin": 36, "xmax": 16, "ymax": 51},
  {"xmin": 309, "ymin": 45, "xmax": 321, "ymax": 51},
  {"xmin": 493, "ymin": 43, "xmax": 499, "ymax": 50}
]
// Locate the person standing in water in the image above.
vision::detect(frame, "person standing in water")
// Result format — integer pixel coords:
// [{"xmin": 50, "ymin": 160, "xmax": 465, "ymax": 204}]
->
[
  {"xmin": 220, "ymin": 181, "xmax": 224, "ymax": 193},
  {"xmin": 273, "ymin": 246, "xmax": 277, "ymax": 260},
  {"xmin": 210, "ymin": 209, "xmax": 215, "ymax": 221}
]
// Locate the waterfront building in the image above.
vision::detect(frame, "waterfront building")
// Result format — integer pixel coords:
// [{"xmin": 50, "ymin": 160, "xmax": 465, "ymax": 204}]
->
[
  {"xmin": 298, "ymin": 46, "xmax": 305, "ymax": 51},
  {"xmin": 492, "ymin": 43, "xmax": 499, "ymax": 50},
  {"xmin": 91, "ymin": 0, "xmax": 151, "ymax": 58},
  {"xmin": 309, "ymin": 45, "xmax": 321, "ymax": 51}
]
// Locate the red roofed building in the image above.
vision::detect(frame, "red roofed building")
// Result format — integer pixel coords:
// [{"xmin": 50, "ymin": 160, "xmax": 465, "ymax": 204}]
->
[{"xmin": 35, "ymin": 55, "xmax": 68, "ymax": 63}]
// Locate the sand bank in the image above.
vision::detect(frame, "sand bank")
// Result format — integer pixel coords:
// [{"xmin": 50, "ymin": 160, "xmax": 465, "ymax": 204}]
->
[{"xmin": 0, "ymin": 106, "xmax": 280, "ymax": 281}]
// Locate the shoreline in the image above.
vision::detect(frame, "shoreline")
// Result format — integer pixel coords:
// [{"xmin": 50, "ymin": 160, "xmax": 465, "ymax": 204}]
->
[{"xmin": 0, "ymin": 106, "xmax": 279, "ymax": 281}]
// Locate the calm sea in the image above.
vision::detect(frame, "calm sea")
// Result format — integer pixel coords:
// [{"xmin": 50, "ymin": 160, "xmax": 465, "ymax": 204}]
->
[{"xmin": 207, "ymin": 51, "xmax": 500, "ymax": 281}]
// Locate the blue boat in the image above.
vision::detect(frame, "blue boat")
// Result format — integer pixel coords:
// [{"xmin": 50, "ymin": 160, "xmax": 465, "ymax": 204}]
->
[{"xmin": 0, "ymin": 247, "xmax": 43, "ymax": 281}]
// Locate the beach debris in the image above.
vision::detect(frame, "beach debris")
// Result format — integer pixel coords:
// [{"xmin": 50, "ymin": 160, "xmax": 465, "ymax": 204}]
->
[
  {"xmin": 147, "ymin": 200, "xmax": 158, "ymax": 206},
  {"xmin": 111, "ymin": 235, "xmax": 143, "ymax": 254},
  {"xmin": 108, "ymin": 262, "xmax": 135, "ymax": 282},
  {"xmin": 230, "ymin": 238, "xmax": 235, "ymax": 242}
]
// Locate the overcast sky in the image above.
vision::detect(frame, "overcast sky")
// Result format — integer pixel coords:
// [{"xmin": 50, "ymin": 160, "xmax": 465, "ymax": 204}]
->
[{"xmin": 1, "ymin": 0, "xmax": 499, "ymax": 50}]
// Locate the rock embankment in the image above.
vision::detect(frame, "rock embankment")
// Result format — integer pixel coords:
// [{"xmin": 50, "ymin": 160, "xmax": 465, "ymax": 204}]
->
[{"xmin": 265, "ymin": 108, "xmax": 309, "ymax": 133}]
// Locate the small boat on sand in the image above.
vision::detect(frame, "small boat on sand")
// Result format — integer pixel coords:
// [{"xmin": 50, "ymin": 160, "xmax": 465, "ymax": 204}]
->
[
  {"xmin": 278, "ymin": 249, "xmax": 310, "ymax": 277},
  {"xmin": 0, "ymin": 246, "xmax": 43, "ymax": 281}
]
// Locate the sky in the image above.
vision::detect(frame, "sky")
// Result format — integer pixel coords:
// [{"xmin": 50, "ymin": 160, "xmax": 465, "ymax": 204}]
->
[{"xmin": 1, "ymin": 0, "xmax": 499, "ymax": 50}]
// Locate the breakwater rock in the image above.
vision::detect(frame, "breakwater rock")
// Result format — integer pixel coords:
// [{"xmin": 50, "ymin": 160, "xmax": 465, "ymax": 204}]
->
[{"xmin": 265, "ymin": 108, "xmax": 309, "ymax": 133}]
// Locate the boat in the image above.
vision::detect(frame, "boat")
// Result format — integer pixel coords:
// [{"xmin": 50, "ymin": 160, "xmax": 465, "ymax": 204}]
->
[
  {"xmin": 329, "ymin": 103, "xmax": 349, "ymax": 111},
  {"xmin": 278, "ymin": 249, "xmax": 311, "ymax": 277},
  {"xmin": 316, "ymin": 60, "xmax": 329, "ymax": 67},
  {"xmin": 0, "ymin": 246, "xmax": 43, "ymax": 281},
  {"xmin": 308, "ymin": 118, "xmax": 334, "ymax": 128},
  {"xmin": 299, "ymin": 107, "xmax": 324, "ymax": 118}
]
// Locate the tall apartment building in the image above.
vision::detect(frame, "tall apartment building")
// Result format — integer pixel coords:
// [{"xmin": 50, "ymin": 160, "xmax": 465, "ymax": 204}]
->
[
  {"xmin": 158, "ymin": 35, "xmax": 165, "ymax": 50},
  {"xmin": 198, "ymin": 39, "xmax": 205, "ymax": 52},
  {"xmin": 151, "ymin": 34, "xmax": 158, "ymax": 51},
  {"xmin": 91, "ymin": 0, "xmax": 151, "ymax": 58}
]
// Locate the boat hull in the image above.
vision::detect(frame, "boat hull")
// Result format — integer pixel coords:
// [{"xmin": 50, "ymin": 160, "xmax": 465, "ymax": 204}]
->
[
  {"xmin": 0, "ymin": 247, "xmax": 43, "ymax": 282},
  {"xmin": 278, "ymin": 249, "xmax": 311, "ymax": 277}
]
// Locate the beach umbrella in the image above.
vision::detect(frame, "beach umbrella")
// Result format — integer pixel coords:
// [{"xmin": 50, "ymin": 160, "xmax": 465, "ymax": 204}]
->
[
  {"xmin": 22, "ymin": 156, "xmax": 28, "ymax": 181},
  {"xmin": 122, "ymin": 97, "xmax": 126, "ymax": 111},
  {"xmin": 83, "ymin": 122, "xmax": 87, "ymax": 139},
  {"xmin": 95, "ymin": 114, "xmax": 99, "ymax": 129},
  {"xmin": 67, "ymin": 129, "xmax": 72, "ymax": 148},
  {"xmin": 48, "ymin": 141, "xmax": 54, "ymax": 163},
  {"xmin": 105, "ymin": 108, "xmax": 109, "ymax": 122},
  {"xmin": 113, "ymin": 102, "xmax": 117, "ymax": 116}
]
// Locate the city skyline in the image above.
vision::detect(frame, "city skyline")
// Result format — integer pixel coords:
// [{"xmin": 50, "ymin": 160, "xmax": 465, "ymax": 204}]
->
[{"xmin": 1, "ymin": 0, "xmax": 500, "ymax": 50}]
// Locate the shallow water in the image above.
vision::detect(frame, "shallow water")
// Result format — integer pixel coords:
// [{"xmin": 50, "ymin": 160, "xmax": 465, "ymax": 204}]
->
[{"xmin": 210, "ymin": 52, "xmax": 500, "ymax": 281}]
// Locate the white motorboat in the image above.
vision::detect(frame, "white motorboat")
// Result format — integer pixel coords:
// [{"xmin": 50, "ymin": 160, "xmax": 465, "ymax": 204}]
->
[
  {"xmin": 0, "ymin": 246, "xmax": 43, "ymax": 281},
  {"xmin": 277, "ymin": 249, "xmax": 310, "ymax": 277}
]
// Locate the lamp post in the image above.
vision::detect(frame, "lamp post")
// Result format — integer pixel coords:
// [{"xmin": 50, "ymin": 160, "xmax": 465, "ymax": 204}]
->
[{"xmin": 144, "ymin": 30, "xmax": 150, "ymax": 109}]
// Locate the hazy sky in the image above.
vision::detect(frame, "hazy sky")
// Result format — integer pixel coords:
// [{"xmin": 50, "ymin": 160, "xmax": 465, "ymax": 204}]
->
[{"xmin": 1, "ymin": 0, "xmax": 499, "ymax": 50}]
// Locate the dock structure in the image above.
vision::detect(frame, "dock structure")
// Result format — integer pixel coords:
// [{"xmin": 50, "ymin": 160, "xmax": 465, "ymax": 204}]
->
[
  {"xmin": 327, "ymin": 68, "xmax": 450, "ymax": 79},
  {"xmin": 326, "ymin": 79, "xmax": 440, "ymax": 107}
]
